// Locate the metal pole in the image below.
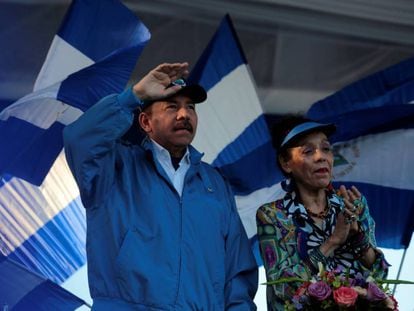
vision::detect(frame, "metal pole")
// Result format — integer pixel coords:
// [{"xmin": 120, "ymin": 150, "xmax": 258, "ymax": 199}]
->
[{"xmin": 393, "ymin": 247, "xmax": 408, "ymax": 295}]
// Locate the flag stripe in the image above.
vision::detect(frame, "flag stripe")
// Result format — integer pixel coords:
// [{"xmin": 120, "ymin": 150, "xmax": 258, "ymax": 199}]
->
[
  {"xmin": 57, "ymin": 0, "xmax": 148, "ymax": 62},
  {"xmin": 0, "ymin": 152, "xmax": 80, "ymax": 255},
  {"xmin": 333, "ymin": 129, "xmax": 414, "ymax": 190},
  {"xmin": 12, "ymin": 280, "xmax": 85, "ymax": 310},
  {"xmin": 192, "ymin": 65, "xmax": 264, "ymax": 163},
  {"xmin": 333, "ymin": 181, "xmax": 414, "ymax": 248},
  {"xmin": 0, "ymin": 84, "xmax": 60, "ymax": 128},
  {"xmin": 0, "ymin": 120, "xmax": 64, "ymax": 185},
  {"xmin": 308, "ymin": 57, "xmax": 414, "ymax": 119},
  {"xmin": 236, "ymin": 183, "xmax": 284, "ymax": 238},
  {"xmin": 190, "ymin": 14, "xmax": 246, "ymax": 91},
  {"xmin": 0, "ymin": 256, "xmax": 84, "ymax": 309},
  {"xmin": 212, "ymin": 115, "xmax": 271, "ymax": 167},
  {"xmin": 6, "ymin": 198, "xmax": 86, "ymax": 284},
  {"xmin": 328, "ymin": 104, "xmax": 414, "ymax": 143},
  {"xmin": 217, "ymin": 139, "xmax": 280, "ymax": 195},
  {"xmin": 57, "ymin": 46, "xmax": 145, "ymax": 113},
  {"xmin": 34, "ymin": 36, "xmax": 93, "ymax": 91}
]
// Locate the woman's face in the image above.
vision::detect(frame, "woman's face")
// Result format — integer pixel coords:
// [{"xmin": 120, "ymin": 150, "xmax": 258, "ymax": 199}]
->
[{"xmin": 280, "ymin": 131, "xmax": 333, "ymax": 191}]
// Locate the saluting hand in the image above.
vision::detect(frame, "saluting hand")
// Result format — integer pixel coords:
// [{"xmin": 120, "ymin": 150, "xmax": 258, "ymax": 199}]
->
[{"xmin": 132, "ymin": 62, "xmax": 190, "ymax": 101}]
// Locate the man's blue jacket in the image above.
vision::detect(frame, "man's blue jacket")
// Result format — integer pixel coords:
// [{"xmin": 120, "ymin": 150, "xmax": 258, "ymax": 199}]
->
[{"xmin": 63, "ymin": 88, "xmax": 258, "ymax": 310}]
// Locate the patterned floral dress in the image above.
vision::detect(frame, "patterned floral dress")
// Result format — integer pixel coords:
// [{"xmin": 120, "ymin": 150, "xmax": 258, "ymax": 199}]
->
[{"xmin": 256, "ymin": 187, "xmax": 389, "ymax": 311}]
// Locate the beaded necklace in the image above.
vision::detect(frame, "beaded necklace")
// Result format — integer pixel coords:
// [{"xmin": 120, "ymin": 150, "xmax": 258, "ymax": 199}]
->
[{"xmin": 304, "ymin": 199, "xmax": 331, "ymax": 219}]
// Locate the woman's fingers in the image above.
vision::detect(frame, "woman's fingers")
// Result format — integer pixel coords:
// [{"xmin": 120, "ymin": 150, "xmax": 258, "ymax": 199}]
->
[{"xmin": 340, "ymin": 184, "xmax": 363, "ymax": 216}]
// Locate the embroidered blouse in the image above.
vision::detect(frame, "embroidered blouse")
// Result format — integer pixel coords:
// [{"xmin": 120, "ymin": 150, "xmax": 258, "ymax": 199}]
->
[{"xmin": 256, "ymin": 188, "xmax": 389, "ymax": 311}]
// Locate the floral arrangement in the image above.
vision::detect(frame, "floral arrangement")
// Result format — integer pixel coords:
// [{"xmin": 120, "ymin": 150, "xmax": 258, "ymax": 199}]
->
[{"xmin": 266, "ymin": 264, "xmax": 414, "ymax": 310}]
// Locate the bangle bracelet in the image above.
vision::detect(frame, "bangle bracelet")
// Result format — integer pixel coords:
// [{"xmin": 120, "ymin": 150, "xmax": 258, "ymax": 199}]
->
[
  {"xmin": 309, "ymin": 247, "xmax": 328, "ymax": 268},
  {"xmin": 346, "ymin": 230, "xmax": 370, "ymax": 259}
]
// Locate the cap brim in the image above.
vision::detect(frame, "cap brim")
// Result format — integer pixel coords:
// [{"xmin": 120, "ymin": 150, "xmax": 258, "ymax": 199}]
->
[
  {"xmin": 141, "ymin": 84, "xmax": 207, "ymax": 110},
  {"xmin": 281, "ymin": 122, "xmax": 336, "ymax": 148},
  {"xmin": 173, "ymin": 84, "xmax": 207, "ymax": 104}
]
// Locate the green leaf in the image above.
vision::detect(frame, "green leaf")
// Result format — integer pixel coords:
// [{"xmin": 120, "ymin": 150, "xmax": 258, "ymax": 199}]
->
[
  {"xmin": 262, "ymin": 277, "xmax": 306, "ymax": 285},
  {"xmin": 376, "ymin": 279, "xmax": 414, "ymax": 285}
]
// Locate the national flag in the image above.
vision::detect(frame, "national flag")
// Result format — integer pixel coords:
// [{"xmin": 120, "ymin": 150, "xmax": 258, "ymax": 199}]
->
[
  {"xmin": 0, "ymin": 0, "xmax": 150, "ymax": 186},
  {"xmin": 0, "ymin": 255, "xmax": 86, "ymax": 310},
  {"xmin": 0, "ymin": 0, "xmax": 150, "ymax": 306},
  {"xmin": 189, "ymin": 15, "xmax": 283, "ymax": 263},
  {"xmin": 307, "ymin": 57, "xmax": 414, "ymax": 249}
]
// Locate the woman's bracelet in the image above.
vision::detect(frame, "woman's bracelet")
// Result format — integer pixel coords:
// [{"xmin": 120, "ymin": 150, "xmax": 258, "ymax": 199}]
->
[
  {"xmin": 346, "ymin": 230, "xmax": 371, "ymax": 259},
  {"xmin": 309, "ymin": 247, "xmax": 328, "ymax": 268}
]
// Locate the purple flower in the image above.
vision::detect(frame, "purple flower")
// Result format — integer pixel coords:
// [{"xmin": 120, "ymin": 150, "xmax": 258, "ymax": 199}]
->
[
  {"xmin": 308, "ymin": 281, "xmax": 332, "ymax": 301},
  {"xmin": 292, "ymin": 296, "xmax": 304, "ymax": 309},
  {"xmin": 353, "ymin": 272, "xmax": 366, "ymax": 287},
  {"xmin": 366, "ymin": 282, "xmax": 387, "ymax": 302},
  {"xmin": 348, "ymin": 278, "xmax": 356, "ymax": 287}
]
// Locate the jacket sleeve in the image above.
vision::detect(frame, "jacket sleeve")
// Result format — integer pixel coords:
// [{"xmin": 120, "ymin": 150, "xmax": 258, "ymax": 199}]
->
[
  {"xmin": 223, "ymin": 182, "xmax": 258, "ymax": 310},
  {"xmin": 63, "ymin": 87, "xmax": 141, "ymax": 207}
]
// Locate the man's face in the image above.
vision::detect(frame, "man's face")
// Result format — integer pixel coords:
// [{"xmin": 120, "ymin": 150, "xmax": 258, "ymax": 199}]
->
[{"xmin": 139, "ymin": 94, "xmax": 198, "ymax": 156}]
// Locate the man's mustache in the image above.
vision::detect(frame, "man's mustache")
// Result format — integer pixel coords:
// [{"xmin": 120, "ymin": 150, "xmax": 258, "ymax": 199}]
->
[{"xmin": 174, "ymin": 120, "xmax": 193, "ymax": 133}]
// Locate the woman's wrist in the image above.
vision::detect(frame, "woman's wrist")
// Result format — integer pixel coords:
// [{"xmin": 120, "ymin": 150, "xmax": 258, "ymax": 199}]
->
[
  {"xmin": 309, "ymin": 247, "xmax": 328, "ymax": 266},
  {"xmin": 346, "ymin": 229, "xmax": 371, "ymax": 259},
  {"xmin": 321, "ymin": 236, "xmax": 341, "ymax": 255}
]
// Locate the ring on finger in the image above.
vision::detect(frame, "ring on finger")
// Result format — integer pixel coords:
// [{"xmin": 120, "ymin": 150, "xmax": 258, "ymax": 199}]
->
[{"xmin": 353, "ymin": 199, "xmax": 363, "ymax": 209}]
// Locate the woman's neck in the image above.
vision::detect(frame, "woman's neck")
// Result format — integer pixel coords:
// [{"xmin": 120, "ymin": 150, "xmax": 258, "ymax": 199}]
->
[{"xmin": 296, "ymin": 183, "xmax": 326, "ymax": 213}]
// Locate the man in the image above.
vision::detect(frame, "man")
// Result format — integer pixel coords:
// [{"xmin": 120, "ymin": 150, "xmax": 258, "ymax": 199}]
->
[{"xmin": 64, "ymin": 62, "xmax": 258, "ymax": 310}]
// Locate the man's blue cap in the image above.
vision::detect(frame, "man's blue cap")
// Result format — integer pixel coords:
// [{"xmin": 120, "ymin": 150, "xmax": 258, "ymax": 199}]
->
[
  {"xmin": 142, "ymin": 78, "xmax": 207, "ymax": 109},
  {"xmin": 280, "ymin": 121, "xmax": 336, "ymax": 148}
]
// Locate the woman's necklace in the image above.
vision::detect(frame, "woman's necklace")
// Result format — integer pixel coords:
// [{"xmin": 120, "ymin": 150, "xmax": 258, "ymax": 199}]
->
[{"xmin": 304, "ymin": 200, "xmax": 330, "ymax": 219}]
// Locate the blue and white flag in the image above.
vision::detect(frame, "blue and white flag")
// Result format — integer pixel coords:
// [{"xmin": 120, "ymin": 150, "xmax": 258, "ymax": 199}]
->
[
  {"xmin": 308, "ymin": 57, "xmax": 414, "ymax": 249},
  {"xmin": 0, "ymin": 255, "xmax": 86, "ymax": 310},
  {"xmin": 0, "ymin": 0, "xmax": 149, "ymax": 298},
  {"xmin": 190, "ymin": 15, "xmax": 283, "ymax": 263}
]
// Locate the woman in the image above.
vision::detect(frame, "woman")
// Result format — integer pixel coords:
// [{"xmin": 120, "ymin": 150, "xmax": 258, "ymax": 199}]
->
[{"xmin": 256, "ymin": 116, "xmax": 389, "ymax": 310}]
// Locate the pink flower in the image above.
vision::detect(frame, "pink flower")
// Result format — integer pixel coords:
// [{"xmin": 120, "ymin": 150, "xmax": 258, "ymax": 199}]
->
[
  {"xmin": 366, "ymin": 282, "xmax": 387, "ymax": 302},
  {"xmin": 333, "ymin": 286, "xmax": 358, "ymax": 307},
  {"xmin": 308, "ymin": 281, "xmax": 332, "ymax": 301}
]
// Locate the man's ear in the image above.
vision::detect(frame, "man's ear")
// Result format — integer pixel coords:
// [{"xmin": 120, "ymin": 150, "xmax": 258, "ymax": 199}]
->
[
  {"xmin": 138, "ymin": 112, "xmax": 151, "ymax": 133},
  {"xmin": 278, "ymin": 154, "xmax": 291, "ymax": 174}
]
